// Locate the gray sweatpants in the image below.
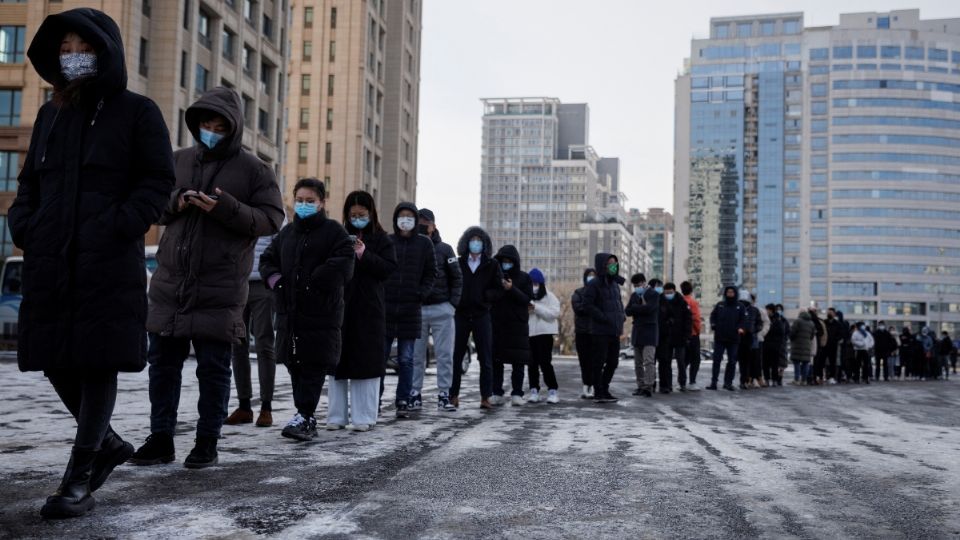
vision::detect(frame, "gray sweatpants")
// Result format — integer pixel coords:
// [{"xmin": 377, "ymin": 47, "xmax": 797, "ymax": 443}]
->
[
  {"xmin": 635, "ymin": 345, "xmax": 657, "ymax": 390},
  {"xmin": 231, "ymin": 281, "xmax": 276, "ymax": 404},
  {"xmin": 412, "ymin": 302, "xmax": 456, "ymax": 396}
]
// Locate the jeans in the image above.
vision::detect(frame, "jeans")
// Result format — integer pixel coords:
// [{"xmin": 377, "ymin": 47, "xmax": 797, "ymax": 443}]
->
[
  {"xmin": 451, "ymin": 312, "xmax": 494, "ymax": 399},
  {"xmin": 575, "ymin": 332, "xmax": 593, "ymax": 386},
  {"xmin": 635, "ymin": 345, "xmax": 656, "ymax": 390},
  {"xmin": 686, "ymin": 336, "xmax": 701, "ymax": 385},
  {"xmin": 327, "ymin": 377, "xmax": 379, "ymax": 427},
  {"xmin": 287, "ymin": 361, "xmax": 327, "ymax": 418},
  {"xmin": 938, "ymin": 355, "xmax": 950, "ymax": 379},
  {"xmin": 231, "ymin": 282, "xmax": 277, "ymax": 407},
  {"xmin": 711, "ymin": 340, "xmax": 739, "ymax": 387},
  {"xmin": 383, "ymin": 337, "xmax": 416, "ymax": 406},
  {"xmin": 793, "ymin": 361, "xmax": 804, "ymax": 382},
  {"xmin": 656, "ymin": 344, "xmax": 685, "ymax": 390},
  {"xmin": 528, "ymin": 334, "xmax": 558, "ymax": 391},
  {"xmin": 412, "ymin": 303, "xmax": 456, "ymax": 397},
  {"xmin": 148, "ymin": 334, "xmax": 233, "ymax": 438},
  {"xmin": 48, "ymin": 370, "xmax": 118, "ymax": 451},
  {"xmin": 592, "ymin": 335, "xmax": 621, "ymax": 395}
]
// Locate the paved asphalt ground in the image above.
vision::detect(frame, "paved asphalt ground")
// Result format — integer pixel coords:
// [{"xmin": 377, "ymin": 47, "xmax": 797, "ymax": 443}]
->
[{"xmin": 0, "ymin": 354, "xmax": 958, "ymax": 539}]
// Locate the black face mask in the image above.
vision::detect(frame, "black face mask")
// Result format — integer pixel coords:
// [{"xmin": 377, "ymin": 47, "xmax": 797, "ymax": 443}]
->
[{"xmin": 417, "ymin": 224, "xmax": 430, "ymax": 236}]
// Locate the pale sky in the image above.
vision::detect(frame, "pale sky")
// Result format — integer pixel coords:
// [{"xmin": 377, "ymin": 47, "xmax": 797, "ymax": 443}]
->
[{"xmin": 414, "ymin": 0, "xmax": 957, "ymax": 242}]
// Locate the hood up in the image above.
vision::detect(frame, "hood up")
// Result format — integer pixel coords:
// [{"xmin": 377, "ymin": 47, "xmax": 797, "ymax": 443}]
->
[
  {"xmin": 457, "ymin": 226, "xmax": 493, "ymax": 258},
  {"xmin": 722, "ymin": 285, "xmax": 739, "ymax": 305},
  {"xmin": 582, "ymin": 267, "xmax": 597, "ymax": 286},
  {"xmin": 495, "ymin": 245, "xmax": 522, "ymax": 269},
  {"xmin": 391, "ymin": 201, "xmax": 419, "ymax": 235},
  {"xmin": 185, "ymin": 87, "xmax": 245, "ymax": 158}
]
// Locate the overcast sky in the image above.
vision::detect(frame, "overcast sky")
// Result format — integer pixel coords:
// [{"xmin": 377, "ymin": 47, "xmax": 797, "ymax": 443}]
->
[{"xmin": 414, "ymin": 0, "xmax": 956, "ymax": 241}]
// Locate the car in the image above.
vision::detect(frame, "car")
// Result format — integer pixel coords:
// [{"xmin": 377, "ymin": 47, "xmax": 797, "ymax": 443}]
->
[
  {"xmin": 700, "ymin": 348, "xmax": 714, "ymax": 362},
  {"xmin": 0, "ymin": 256, "xmax": 23, "ymax": 348},
  {"xmin": 145, "ymin": 245, "xmax": 159, "ymax": 291},
  {"xmin": 619, "ymin": 345, "xmax": 635, "ymax": 361},
  {"xmin": 385, "ymin": 336, "xmax": 475, "ymax": 375}
]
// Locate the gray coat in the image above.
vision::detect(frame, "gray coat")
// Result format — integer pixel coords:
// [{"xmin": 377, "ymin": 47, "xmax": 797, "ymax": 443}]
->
[{"xmin": 789, "ymin": 311, "xmax": 816, "ymax": 363}]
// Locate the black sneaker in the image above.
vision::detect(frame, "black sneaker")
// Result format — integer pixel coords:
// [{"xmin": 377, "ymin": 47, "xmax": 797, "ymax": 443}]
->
[
  {"xmin": 183, "ymin": 436, "xmax": 218, "ymax": 469},
  {"xmin": 396, "ymin": 401, "xmax": 411, "ymax": 419},
  {"xmin": 281, "ymin": 414, "xmax": 318, "ymax": 442},
  {"xmin": 128, "ymin": 433, "xmax": 175, "ymax": 466},
  {"xmin": 631, "ymin": 388, "xmax": 643, "ymax": 396},
  {"xmin": 409, "ymin": 394, "xmax": 423, "ymax": 412},
  {"xmin": 723, "ymin": 384, "xmax": 736, "ymax": 391},
  {"xmin": 438, "ymin": 393, "xmax": 457, "ymax": 412},
  {"xmin": 641, "ymin": 389, "xmax": 653, "ymax": 398},
  {"xmin": 595, "ymin": 390, "xmax": 618, "ymax": 403},
  {"xmin": 706, "ymin": 384, "xmax": 718, "ymax": 390}
]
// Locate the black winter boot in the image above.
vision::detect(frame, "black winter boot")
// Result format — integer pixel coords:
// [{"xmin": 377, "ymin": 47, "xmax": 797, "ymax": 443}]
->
[
  {"xmin": 129, "ymin": 433, "xmax": 175, "ymax": 466},
  {"xmin": 40, "ymin": 448, "xmax": 97, "ymax": 519},
  {"xmin": 91, "ymin": 429, "xmax": 135, "ymax": 492},
  {"xmin": 183, "ymin": 436, "xmax": 218, "ymax": 469}
]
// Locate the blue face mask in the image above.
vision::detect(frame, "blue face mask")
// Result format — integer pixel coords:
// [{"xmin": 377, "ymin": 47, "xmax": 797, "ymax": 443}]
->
[
  {"xmin": 199, "ymin": 129, "xmax": 225, "ymax": 149},
  {"xmin": 654, "ymin": 286, "xmax": 664, "ymax": 295},
  {"xmin": 469, "ymin": 239, "xmax": 484, "ymax": 254},
  {"xmin": 350, "ymin": 217, "xmax": 370, "ymax": 229},
  {"xmin": 295, "ymin": 202, "xmax": 319, "ymax": 219},
  {"xmin": 501, "ymin": 262, "xmax": 514, "ymax": 272},
  {"xmin": 664, "ymin": 293, "xmax": 676, "ymax": 301},
  {"xmin": 586, "ymin": 275, "xmax": 596, "ymax": 283}
]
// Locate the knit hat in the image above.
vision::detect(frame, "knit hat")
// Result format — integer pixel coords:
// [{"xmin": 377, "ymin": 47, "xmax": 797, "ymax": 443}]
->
[
  {"xmin": 528, "ymin": 268, "xmax": 545, "ymax": 284},
  {"xmin": 418, "ymin": 208, "xmax": 435, "ymax": 223}
]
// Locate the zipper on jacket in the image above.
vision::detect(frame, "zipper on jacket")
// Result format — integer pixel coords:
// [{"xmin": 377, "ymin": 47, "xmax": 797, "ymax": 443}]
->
[
  {"xmin": 40, "ymin": 105, "xmax": 63, "ymax": 164},
  {"xmin": 90, "ymin": 98, "xmax": 104, "ymax": 126}
]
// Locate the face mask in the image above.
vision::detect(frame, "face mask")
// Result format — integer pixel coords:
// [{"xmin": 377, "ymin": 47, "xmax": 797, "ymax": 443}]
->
[
  {"xmin": 664, "ymin": 292, "xmax": 676, "ymax": 301},
  {"xmin": 607, "ymin": 263, "xmax": 618, "ymax": 275},
  {"xmin": 199, "ymin": 129, "xmax": 225, "ymax": 149},
  {"xmin": 397, "ymin": 216, "xmax": 416, "ymax": 232},
  {"xmin": 532, "ymin": 285, "xmax": 540, "ymax": 294},
  {"xmin": 586, "ymin": 275, "xmax": 596, "ymax": 283},
  {"xmin": 350, "ymin": 217, "xmax": 370, "ymax": 229},
  {"xmin": 634, "ymin": 286, "xmax": 643, "ymax": 294},
  {"xmin": 60, "ymin": 52, "xmax": 98, "ymax": 82},
  {"xmin": 878, "ymin": 325, "xmax": 885, "ymax": 331},
  {"xmin": 417, "ymin": 224, "xmax": 430, "ymax": 235},
  {"xmin": 501, "ymin": 262, "xmax": 514, "ymax": 272},
  {"xmin": 469, "ymin": 239, "xmax": 483, "ymax": 254},
  {"xmin": 777, "ymin": 309, "xmax": 783, "ymax": 314},
  {"xmin": 654, "ymin": 286, "xmax": 664, "ymax": 295},
  {"xmin": 294, "ymin": 202, "xmax": 319, "ymax": 219}
]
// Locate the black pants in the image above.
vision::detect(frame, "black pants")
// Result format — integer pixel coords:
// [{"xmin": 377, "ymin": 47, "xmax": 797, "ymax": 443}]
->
[
  {"xmin": 451, "ymin": 312, "xmax": 494, "ymax": 399},
  {"xmin": 824, "ymin": 343, "xmax": 839, "ymax": 381},
  {"xmin": 656, "ymin": 343, "xmax": 685, "ymax": 390},
  {"xmin": 875, "ymin": 355, "xmax": 890, "ymax": 381},
  {"xmin": 591, "ymin": 335, "xmax": 620, "ymax": 395},
  {"xmin": 854, "ymin": 350, "xmax": 870, "ymax": 382},
  {"xmin": 529, "ymin": 334, "xmax": 558, "ymax": 391},
  {"xmin": 761, "ymin": 346, "xmax": 781, "ymax": 384},
  {"xmin": 493, "ymin": 361, "xmax": 525, "ymax": 397},
  {"xmin": 47, "ymin": 371, "xmax": 118, "ymax": 451},
  {"xmin": 738, "ymin": 333, "xmax": 753, "ymax": 384},
  {"xmin": 813, "ymin": 348, "xmax": 826, "ymax": 382},
  {"xmin": 686, "ymin": 335, "xmax": 701, "ymax": 385},
  {"xmin": 574, "ymin": 332, "xmax": 593, "ymax": 386},
  {"xmin": 286, "ymin": 361, "xmax": 327, "ymax": 418}
]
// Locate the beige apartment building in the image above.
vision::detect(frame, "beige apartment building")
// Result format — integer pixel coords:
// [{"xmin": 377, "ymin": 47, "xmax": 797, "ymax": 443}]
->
[
  {"xmin": 284, "ymin": 0, "xmax": 421, "ymax": 221},
  {"xmin": 0, "ymin": 0, "xmax": 287, "ymax": 252}
]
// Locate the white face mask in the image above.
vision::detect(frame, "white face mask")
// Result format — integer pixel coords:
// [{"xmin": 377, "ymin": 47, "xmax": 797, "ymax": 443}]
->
[
  {"xmin": 532, "ymin": 285, "xmax": 540, "ymax": 294},
  {"xmin": 60, "ymin": 52, "xmax": 98, "ymax": 81},
  {"xmin": 397, "ymin": 216, "xmax": 416, "ymax": 232}
]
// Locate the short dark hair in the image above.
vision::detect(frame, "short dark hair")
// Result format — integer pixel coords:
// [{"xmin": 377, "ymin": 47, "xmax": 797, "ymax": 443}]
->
[
  {"xmin": 765, "ymin": 303, "xmax": 776, "ymax": 311},
  {"xmin": 680, "ymin": 281, "xmax": 693, "ymax": 295},
  {"xmin": 664, "ymin": 282, "xmax": 677, "ymax": 291},
  {"xmin": 294, "ymin": 177, "xmax": 326, "ymax": 200},
  {"xmin": 648, "ymin": 278, "xmax": 663, "ymax": 288},
  {"xmin": 775, "ymin": 304, "xmax": 784, "ymax": 310},
  {"xmin": 631, "ymin": 273, "xmax": 646, "ymax": 285}
]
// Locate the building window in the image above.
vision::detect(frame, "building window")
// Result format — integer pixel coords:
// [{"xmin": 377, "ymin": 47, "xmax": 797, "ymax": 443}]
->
[
  {"xmin": 299, "ymin": 108, "xmax": 309, "ymax": 129},
  {"xmin": 737, "ymin": 22, "xmax": 752, "ymax": 38},
  {"xmin": 1, "ymin": 150, "xmax": 19, "ymax": 191},
  {"xmin": 198, "ymin": 10, "xmax": 211, "ymax": 48},
  {"xmin": 301, "ymin": 74, "xmax": 311, "ymax": 95},
  {"xmin": 138, "ymin": 38, "xmax": 149, "ymax": 76},
  {"xmin": 180, "ymin": 51, "xmax": 187, "ymax": 87},
  {"xmin": 243, "ymin": 45, "xmax": 255, "ymax": 76},
  {"xmin": 328, "ymin": 74, "xmax": 335, "ymax": 96},
  {"xmin": 183, "ymin": 0, "xmax": 191, "ymax": 29},
  {"xmin": 222, "ymin": 28, "xmax": 236, "ymax": 62},
  {"xmin": 877, "ymin": 17, "xmax": 890, "ymax": 29},
  {"xmin": 713, "ymin": 24, "xmax": 728, "ymax": 39},
  {"xmin": 298, "ymin": 142, "xmax": 308, "ymax": 164},
  {"xmin": 195, "ymin": 64, "xmax": 209, "ymax": 94},
  {"xmin": 0, "ymin": 26, "xmax": 26, "ymax": 64},
  {"xmin": 262, "ymin": 14, "xmax": 273, "ymax": 40},
  {"xmin": 760, "ymin": 20, "xmax": 775, "ymax": 36},
  {"xmin": 260, "ymin": 62, "xmax": 271, "ymax": 95},
  {"xmin": 302, "ymin": 40, "xmax": 312, "ymax": 61},
  {"xmin": 242, "ymin": 94, "xmax": 253, "ymax": 124},
  {"xmin": 0, "ymin": 89, "xmax": 22, "ymax": 126},
  {"xmin": 244, "ymin": 0, "xmax": 257, "ymax": 28},
  {"xmin": 331, "ymin": 7, "xmax": 337, "ymax": 29},
  {"xmin": 258, "ymin": 108, "xmax": 269, "ymax": 136},
  {"xmin": 304, "ymin": 6, "xmax": 314, "ymax": 28},
  {"xmin": 329, "ymin": 41, "xmax": 336, "ymax": 62},
  {"xmin": 783, "ymin": 20, "xmax": 800, "ymax": 34},
  {"xmin": 177, "ymin": 108, "xmax": 186, "ymax": 147},
  {"xmin": 142, "ymin": 0, "xmax": 152, "ymax": 17},
  {"xmin": 324, "ymin": 108, "xmax": 333, "ymax": 130},
  {"xmin": 324, "ymin": 142, "xmax": 332, "ymax": 164}
]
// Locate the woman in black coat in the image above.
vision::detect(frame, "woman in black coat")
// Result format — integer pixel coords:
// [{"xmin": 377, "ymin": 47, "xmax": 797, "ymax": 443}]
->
[
  {"xmin": 259, "ymin": 178, "xmax": 354, "ymax": 441},
  {"xmin": 490, "ymin": 245, "xmax": 534, "ymax": 405},
  {"xmin": 328, "ymin": 191, "xmax": 397, "ymax": 431},
  {"xmin": 8, "ymin": 9, "xmax": 175, "ymax": 519}
]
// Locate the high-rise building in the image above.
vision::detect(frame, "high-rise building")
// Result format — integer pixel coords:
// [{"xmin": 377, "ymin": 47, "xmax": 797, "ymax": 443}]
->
[
  {"xmin": 674, "ymin": 9, "xmax": 960, "ymax": 332},
  {"xmin": 629, "ymin": 208, "xmax": 673, "ymax": 281},
  {"xmin": 0, "ymin": 0, "xmax": 288, "ymax": 252},
  {"xmin": 480, "ymin": 97, "xmax": 650, "ymax": 284},
  {"xmin": 284, "ymin": 0, "xmax": 421, "ymax": 220}
]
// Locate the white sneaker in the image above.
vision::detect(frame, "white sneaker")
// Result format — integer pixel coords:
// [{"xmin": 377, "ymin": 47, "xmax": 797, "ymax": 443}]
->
[
  {"xmin": 325, "ymin": 423, "xmax": 345, "ymax": 431},
  {"xmin": 546, "ymin": 389, "xmax": 559, "ymax": 404},
  {"xmin": 527, "ymin": 389, "xmax": 540, "ymax": 403},
  {"xmin": 510, "ymin": 395, "xmax": 524, "ymax": 406},
  {"xmin": 580, "ymin": 385, "xmax": 591, "ymax": 398},
  {"xmin": 489, "ymin": 395, "xmax": 504, "ymax": 406},
  {"xmin": 687, "ymin": 383, "xmax": 701, "ymax": 391},
  {"xmin": 348, "ymin": 424, "xmax": 372, "ymax": 432},
  {"xmin": 828, "ymin": 378, "xmax": 837, "ymax": 385}
]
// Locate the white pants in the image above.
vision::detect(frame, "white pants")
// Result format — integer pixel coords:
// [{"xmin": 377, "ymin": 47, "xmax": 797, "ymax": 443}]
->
[{"xmin": 326, "ymin": 377, "xmax": 379, "ymax": 427}]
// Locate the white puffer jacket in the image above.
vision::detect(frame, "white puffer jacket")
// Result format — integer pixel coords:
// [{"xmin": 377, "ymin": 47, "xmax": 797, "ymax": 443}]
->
[{"xmin": 529, "ymin": 290, "xmax": 561, "ymax": 337}]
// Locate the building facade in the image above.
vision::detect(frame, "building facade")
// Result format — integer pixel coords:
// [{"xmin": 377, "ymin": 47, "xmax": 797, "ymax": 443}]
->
[
  {"xmin": 674, "ymin": 9, "xmax": 960, "ymax": 332},
  {"xmin": 284, "ymin": 0, "xmax": 421, "ymax": 221},
  {"xmin": 629, "ymin": 207, "xmax": 673, "ymax": 281},
  {"xmin": 0, "ymin": 0, "xmax": 288, "ymax": 252},
  {"xmin": 480, "ymin": 97, "xmax": 649, "ymax": 284}
]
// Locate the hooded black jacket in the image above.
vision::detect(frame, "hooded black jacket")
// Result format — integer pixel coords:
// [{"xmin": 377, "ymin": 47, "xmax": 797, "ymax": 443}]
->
[
  {"xmin": 571, "ymin": 269, "xmax": 595, "ymax": 335},
  {"xmin": 422, "ymin": 229, "xmax": 463, "ymax": 307},
  {"xmin": 710, "ymin": 286, "xmax": 747, "ymax": 343},
  {"xmin": 658, "ymin": 292, "xmax": 693, "ymax": 348},
  {"xmin": 259, "ymin": 211, "xmax": 354, "ymax": 368},
  {"xmin": 384, "ymin": 202, "xmax": 436, "ymax": 339},
  {"xmin": 455, "ymin": 226, "xmax": 503, "ymax": 318},
  {"xmin": 582, "ymin": 253, "xmax": 626, "ymax": 337},
  {"xmin": 10, "ymin": 9, "xmax": 175, "ymax": 372},
  {"xmin": 626, "ymin": 286, "xmax": 660, "ymax": 347},
  {"xmin": 490, "ymin": 245, "xmax": 533, "ymax": 365},
  {"xmin": 146, "ymin": 87, "xmax": 284, "ymax": 343}
]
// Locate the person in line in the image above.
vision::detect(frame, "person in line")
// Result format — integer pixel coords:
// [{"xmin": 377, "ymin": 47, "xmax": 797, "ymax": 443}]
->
[
  {"xmin": 680, "ymin": 281, "xmax": 703, "ymax": 391},
  {"xmin": 789, "ymin": 309, "xmax": 816, "ymax": 385},
  {"xmin": 329, "ymin": 191, "xmax": 397, "ymax": 432},
  {"xmin": 750, "ymin": 292, "xmax": 770, "ymax": 388},
  {"xmin": 809, "ymin": 308, "xmax": 828, "ymax": 385},
  {"xmin": 850, "ymin": 322, "xmax": 875, "ymax": 384},
  {"xmin": 761, "ymin": 304, "xmax": 786, "ymax": 387},
  {"xmin": 583, "ymin": 253, "xmax": 627, "ymax": 403},
  {"xmin": 919, "ymin": 327, "xmax": 936, "ymax": 380},
  {"xmin": 490, "ymin": 245, "xmax": 534, "ymax": 406},
  {"xmin": 527, "ymin": 268, "xmax": 561, "ymax": 404},
  {"xmin": 410, "ymin": 209, "xmax": 462, "ymax": 412},
  {"xmin": 450, "ymin": 227, "xmax": 501, "ymax": 409},
  {"xmin": 708, "ymin": 286, "xmax": 746, "ymax": 391},
  {"xmin": 939, "ymin": 331, "xmax": 955, "ymax": 381},
  {"xmin": 873, "ymin": 321, "xmax": 898, "ymax": 382},
  {"xmin": 11, "ymin": 8, "xmax": 176, "ymax": 518},
  {"xmin": 777, "ymin": 305, "xmax": 790, "ymax": 384},
  {"xmin": 571, "ymin": 269, "xmax": 598, "ymax": 398},
  {"xmin": 383, "ymin": 202, "xmax": 436, "ymax": 418},
  {"xmin": 824, "ymin": 308, "xmax": 844, "ymax": 384},
  {"xmin": 736, "ymin": 289, "xmax": 762, "ymax": 389},
  {"xmin": 132, "ymin": 87, "xmax": 284, "ymax": 468},
  {"xmin": 656, "ymin": 283, "xmax": 692, "ymax": 393},
  {"xmin": 225, "ymin": 220, "xmax": 284, "ymax": 428},
  {"xmin": 899, "ymin": 327, "xmax": 915, "ymax": 380},
  {"xmin": 625, "ymin": 274, "xmax": 658, "ymax": 397},
  {"xmin": 258, "ymin": 179, "xmax": 354, "ymax": 440}
]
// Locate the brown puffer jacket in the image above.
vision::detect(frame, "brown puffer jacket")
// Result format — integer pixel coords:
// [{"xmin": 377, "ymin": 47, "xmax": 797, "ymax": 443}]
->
[{"xmin": 146, "ymin": 87, "xmax": 284, "ymax": 343}]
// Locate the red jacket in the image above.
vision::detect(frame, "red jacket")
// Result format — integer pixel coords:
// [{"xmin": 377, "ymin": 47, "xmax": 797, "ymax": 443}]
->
[{"xmin": 684, "ymin": 294, "xmax": 702, "ymax": 337}]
